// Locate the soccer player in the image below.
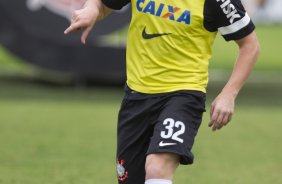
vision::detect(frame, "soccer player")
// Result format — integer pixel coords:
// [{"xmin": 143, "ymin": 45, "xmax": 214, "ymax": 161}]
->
[{"xmin": 64, "ymin": 0, "xmax": 260, "ymax": 184}]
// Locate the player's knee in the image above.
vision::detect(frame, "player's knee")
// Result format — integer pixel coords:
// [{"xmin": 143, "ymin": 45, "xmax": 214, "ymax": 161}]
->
[
  {"xmin": 145, "ymin": 163, "xmax": 164, "ymax": 179},
  {"xmin": 145, "ymin": 153, "xmax": 179, "ymax": 180}
]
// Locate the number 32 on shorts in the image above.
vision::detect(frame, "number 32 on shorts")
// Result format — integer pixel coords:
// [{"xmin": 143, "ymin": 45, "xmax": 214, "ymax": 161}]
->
[{"xmin": 160, "ymin": 118, "xmax": 186, "ymax": 143}]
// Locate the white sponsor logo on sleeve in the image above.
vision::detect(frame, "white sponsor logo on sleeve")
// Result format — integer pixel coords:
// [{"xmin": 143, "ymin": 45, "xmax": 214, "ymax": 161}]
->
[{"xmin": 216, "ymin": 0, "xmax": 241, "ymax": 24}]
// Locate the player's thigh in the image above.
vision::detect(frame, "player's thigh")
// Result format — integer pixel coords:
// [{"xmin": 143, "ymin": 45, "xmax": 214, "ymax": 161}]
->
[
  {"xmin": 117, "ymin": 98, "xmax": 155, "ymax": 184},
  {"xmin": 147, "ymin": 92, "xmax": 206, "ymax": 165}
]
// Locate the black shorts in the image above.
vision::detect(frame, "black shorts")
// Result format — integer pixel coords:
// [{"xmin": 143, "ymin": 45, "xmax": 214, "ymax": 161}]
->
[{"xmin": 116, "ymin": 85, "xmax": 206, "ymax": 184}]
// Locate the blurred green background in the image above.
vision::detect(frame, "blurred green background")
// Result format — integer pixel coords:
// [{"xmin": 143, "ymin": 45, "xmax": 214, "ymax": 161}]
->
[{"xmin": 0, "ymin": 25, "xmax": 281, "ymax": 184}]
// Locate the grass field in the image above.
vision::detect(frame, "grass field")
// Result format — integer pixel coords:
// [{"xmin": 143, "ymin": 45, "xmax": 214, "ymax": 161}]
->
[
  {"xmin": 0, "ymin": 25, "xmax": 282, "ymax": 184},
  {"xmin": 0, "ymin": 81, "xmax": 281, "ymax": 184}
]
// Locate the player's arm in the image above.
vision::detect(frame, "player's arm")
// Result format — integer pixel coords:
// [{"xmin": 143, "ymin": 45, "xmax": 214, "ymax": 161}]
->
[
  {"xmin": 64, "ymin": 0, "xmax": 112, "ymax": 44},
  {"xmin": 205, "ymin": 0, "xmax": 260, "ymax": 131},
  {"xmin": 209, "ymin": 31, "xmax": 260, "ymax": 131}
]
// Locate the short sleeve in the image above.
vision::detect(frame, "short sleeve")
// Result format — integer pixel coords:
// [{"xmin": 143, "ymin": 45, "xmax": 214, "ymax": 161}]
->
[
  {"xmin": 102, "ymin": 0, "xmax": 130, "ymax": 10},
  {"xmin": 204, "ymin": 0, "xmax": 255, "ymax": 41}
]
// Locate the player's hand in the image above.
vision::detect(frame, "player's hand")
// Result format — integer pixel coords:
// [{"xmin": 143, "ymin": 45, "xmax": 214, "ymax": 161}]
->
[
  {"xmin": 64, "ymin": 4, "xmax": 100, "ymax": 44},
  {"xmin": 209, "ymin": 91, "xmax": 235, "ymax": 131}
]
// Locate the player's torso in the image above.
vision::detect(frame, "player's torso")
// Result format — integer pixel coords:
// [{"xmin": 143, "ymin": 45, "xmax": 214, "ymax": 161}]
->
[{"xmin": 126, "ymin": 0, "xmax": 217, "ymax": 94}]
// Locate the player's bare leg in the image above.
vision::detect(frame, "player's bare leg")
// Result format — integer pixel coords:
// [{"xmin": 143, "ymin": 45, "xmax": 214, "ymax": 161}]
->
[{"xmin": 145, "ymin": 153, "xmax": 179, "ymax": 184}]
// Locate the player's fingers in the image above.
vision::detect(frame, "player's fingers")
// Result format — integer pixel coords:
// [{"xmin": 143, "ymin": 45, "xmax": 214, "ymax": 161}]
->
[
  {"xmin": 208, "ymin": 112, "xmax": 216, "ymax": 127},
  {"xmin": 208, "ymin": 103, "xmax": 216, "ymax": 127},
  {"xmin": 211, "ymin": 110, "xmax": 225, "ymax": 131},
  {"xmin": 81, "ymin": 26, "xmax": 92, "ymax": 44},
  {"xmin": 64, "ymin": 24, "xmax": 75, "ymax": 34},
  {"xmin": 217, "ymin": 113, "xmax": 229, "ymax": 130},
  {"xmin": 228, "ymin": 113, "xmax": 233, "ymax": 123},
  {"xmin": 224, "ymin": 113, "xmax": 233, "ymax": 126},
  {"xmin": 209, "ymin": 110, "xmax": 219, "ymax": 130},
  {"xmin": 211, "ymin": 109, "xmax": 220, "ymax": 122},
  {"xmin": 215, "ymin": 111, "xmax": 225, "ymax": 125},
  {"xmin": 212, "ymin": 120, "xmax": 221, "ymax": 131},
  {"xmin": 222, "ymin": 113, "xmax": 230, "ymax": 126},
  {"xmin": 210, "ymin": 102, "xmax": 215, "ymax": 116},
  {"xmin": 208, "ymin": 120, "xmax": 213, "ymax": 127},
  {"xmin": 212, "ymin": 123, "xmax": 221, "ymax": 131},
  {"xmin": 212, "ymin": 124, "xmax": 218, "ymax": 131},
  {"xmin": 64, "ymin": 22, "xmax": 83, "ymax": 34}
]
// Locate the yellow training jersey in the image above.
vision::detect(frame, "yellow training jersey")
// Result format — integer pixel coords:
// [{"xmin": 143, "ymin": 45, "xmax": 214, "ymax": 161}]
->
[{"xmin": 102, "ymin": 0, "xmax": 255, "ymax": 94}]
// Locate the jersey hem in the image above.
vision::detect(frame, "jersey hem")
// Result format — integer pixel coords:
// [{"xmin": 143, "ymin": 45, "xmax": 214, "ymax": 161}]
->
[{"xmin": 126, "ymin": 82, "xmax": 207, "ymax": 94}]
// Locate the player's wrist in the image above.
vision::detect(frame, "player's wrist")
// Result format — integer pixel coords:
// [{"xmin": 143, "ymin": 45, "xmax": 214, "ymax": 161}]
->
[
  {"xmin": 220, "ymin": 86, "xmax": 239, "ymax": 99},
  {"xmin": 84, "ymin": 0, "xmax": 103, "ymax": 17}
]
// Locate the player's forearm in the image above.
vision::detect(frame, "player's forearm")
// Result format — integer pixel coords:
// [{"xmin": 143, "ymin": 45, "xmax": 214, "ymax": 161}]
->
[{"xmin": 221, "ymin": 32, "xmax": 260, "ymax": 98}]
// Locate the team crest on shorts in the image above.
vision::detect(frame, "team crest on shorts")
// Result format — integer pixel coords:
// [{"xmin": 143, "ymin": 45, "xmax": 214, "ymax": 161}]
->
[{"xmin": 117, "ymin": 160, "xmax": 128, "ymax": 182}]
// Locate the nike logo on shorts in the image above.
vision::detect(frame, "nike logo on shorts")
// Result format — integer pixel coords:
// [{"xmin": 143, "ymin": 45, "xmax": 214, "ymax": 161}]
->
[
  {"xmin": 142, "ymin": 27, "xmax": 171, "ymax": 39},
  {"xmin": 159, "ymin": 141, "xmax": 177, "ymax": 147}
]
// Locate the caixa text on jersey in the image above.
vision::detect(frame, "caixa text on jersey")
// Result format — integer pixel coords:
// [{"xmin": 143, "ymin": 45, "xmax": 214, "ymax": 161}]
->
[{"xmin": 136, "ymin": 0, "xmax": 191, "ymax": 25}]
